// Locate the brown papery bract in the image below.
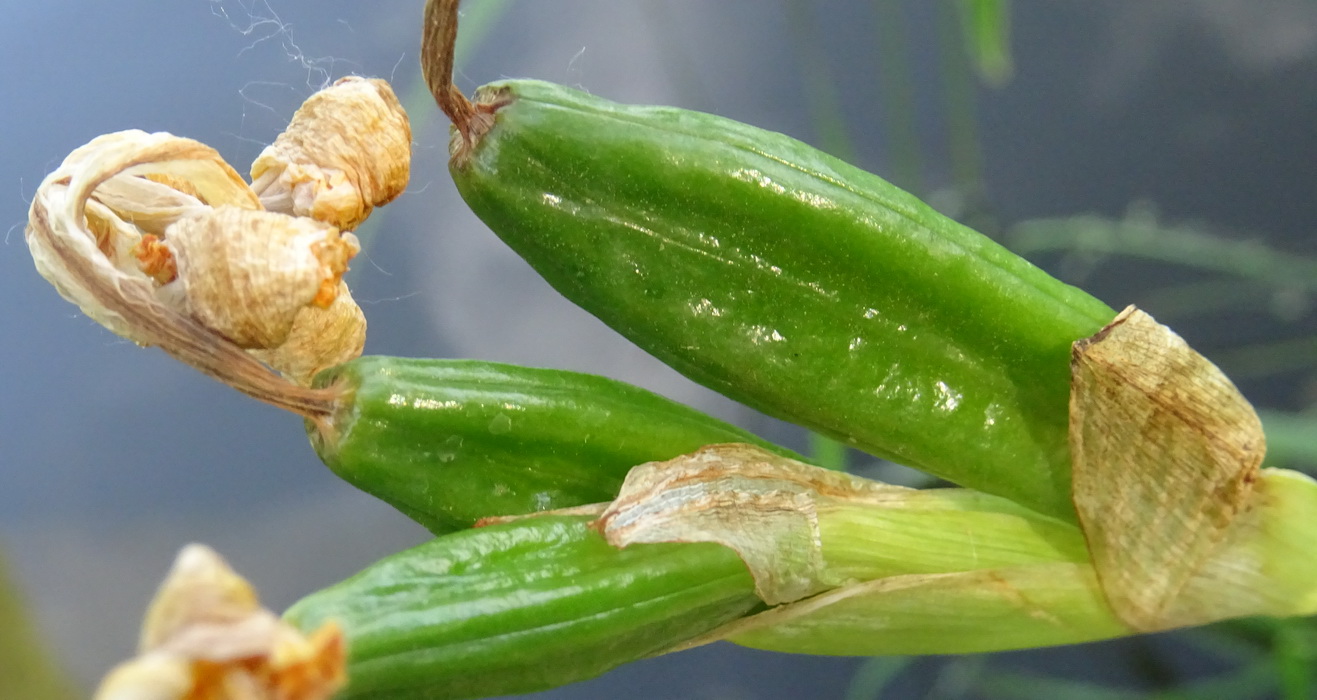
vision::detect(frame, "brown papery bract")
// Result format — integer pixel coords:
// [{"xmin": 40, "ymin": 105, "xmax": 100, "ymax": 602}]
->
[{"xmin": 1070, "ymin": 305, "xmax": 1265, "ymax": 631}]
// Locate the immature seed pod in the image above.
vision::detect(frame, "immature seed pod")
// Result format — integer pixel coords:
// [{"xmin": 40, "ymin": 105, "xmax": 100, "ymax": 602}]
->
[
  {"xmin": 284, "ymin": 515, "xmax": 761, "ymax": 700},
  {"xmin": 309, "ymin": 356, "xmax": 806, "ymax": 533},
  {"xmin": 443, "ymin": 78, "xmax": 1116, "ymax": 521}
]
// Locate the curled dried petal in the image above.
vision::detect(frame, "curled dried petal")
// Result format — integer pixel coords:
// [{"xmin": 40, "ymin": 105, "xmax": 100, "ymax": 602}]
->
[
  {"xmin": 91, "ymin": 172, "xmax": 214, "ymax": 237},
  {"xmin": 25, "ymin": 129, "xmax": 338, "ymax": 417},
  {"xmin": 251, "ymin": 76, "xmax": 411, "ymax": 231},
  {"xmin": 165, "ymin": 207, "xmax": 360, "ymax": 350},
  {"xmin": 27, "ymin": 131, "xmax": 252, "ymax": 342}
]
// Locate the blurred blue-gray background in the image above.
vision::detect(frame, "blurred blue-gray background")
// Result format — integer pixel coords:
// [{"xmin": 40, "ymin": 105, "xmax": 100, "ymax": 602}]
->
[{"xmin": 2, "ymin": 1, "xmax": 1315, "ymax": 698}]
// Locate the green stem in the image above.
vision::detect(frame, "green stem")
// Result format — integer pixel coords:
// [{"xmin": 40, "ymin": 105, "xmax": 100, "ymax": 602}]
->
[
  {"xmin": 0, "ymin": 549, "xmax": 76, "ymax": 700},
  {"xmin": 1275, "ymin": 619, "xmax": 1316, "ymax": 700},
  {"xmin": 842, "ymin": 657, "xmax": 915, "ymax": 700},
  {"xmin": 783, "ymin": 0, "xmax": 857, "ymax": 160},
  {"xmin": 1135, "ymin": 280, "xmax": 1275, "ymax": 320},
  {"xmin": 1008, "ymin": 215, "xmax": 1317, "ymax": 293},
  {"xmin": 956, "ymin": 0, "xmax": 1013, "ymax": 85},
  {"xmin": 808, "ymin": 432, "xmax": 849, "ymax": 471},
  {"xmin": 1212, "ymin": 336, "xmax": 1317, "ymax": 380},
  {"xmin": 936, "ymin": 0, "xmax": 987, "ymax": 197},
  {"xmin": 871, "ymin": 0, "xmax": 925, "ymax": 193},
  {"xmin": 1260, "ymin": 411, "xmax": 1317, "ymax": 469}
]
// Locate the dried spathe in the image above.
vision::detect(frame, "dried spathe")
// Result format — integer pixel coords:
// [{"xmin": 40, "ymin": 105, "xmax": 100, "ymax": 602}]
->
[
  {"xmin": 1070, "ymin": 305, "xmax": 1267, "ymax": 630},
  {"xmin": 25, "ymin": 77, "xmax": 410, "ymax": 412}
]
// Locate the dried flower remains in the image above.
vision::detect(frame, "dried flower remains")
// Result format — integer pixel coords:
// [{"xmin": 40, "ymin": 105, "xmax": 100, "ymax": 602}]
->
[
  {"xmin": 25, "ymin": 77, "xmax": 411, "ymax": 416},
  {"xmin": 93, "ymin": 544, "xmax": 346, "ymax": 700}
]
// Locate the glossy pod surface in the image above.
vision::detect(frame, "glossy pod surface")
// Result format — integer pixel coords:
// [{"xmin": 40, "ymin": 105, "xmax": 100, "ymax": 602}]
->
[
  {"xmin": 284, "ymin": 515, "xmax": 761, "ymax": 700},
  {"xmin": 450, "ymin": 80, "xmax": 1116, "ymax": 520},
  {"xmin": 310, "ymin": 355, "xmax": 803, "ymax": 533}
]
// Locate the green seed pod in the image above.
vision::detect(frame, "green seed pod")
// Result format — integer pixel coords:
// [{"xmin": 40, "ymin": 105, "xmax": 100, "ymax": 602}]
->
[
  {"xmin": 446, "ymin": 79, "xmax": 1116, "ymax": 521},
  {"xmin": 284, "ymin": 515, "xmax": 761, "ymax": 700},
  {"xmin": 309, "ymin": 356, "xmax": 805, "ymax": 533}
]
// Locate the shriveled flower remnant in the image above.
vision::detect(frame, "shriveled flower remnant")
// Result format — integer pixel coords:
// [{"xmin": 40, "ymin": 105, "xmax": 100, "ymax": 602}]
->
[
  {"xmin": 25, "ymin": 76, "xmax": 410, "ymax": 411},
  {"xmin": 23, "ymin": 77, "xmax": 410, "ymax": 698},
  {"xmin": 93, "ymin": 544, "xmax": 345, "ymax": 700}
]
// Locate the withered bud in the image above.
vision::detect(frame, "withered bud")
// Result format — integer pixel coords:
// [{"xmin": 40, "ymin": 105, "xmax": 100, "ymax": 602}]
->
[
  {"xmin": 165, "ymin": 207, "xmax": 361, "ymax": 350},
  {"xmin": 93, "ymin": 544, "xmax": 345, "ymax": 700},
  {"xmin": 250, "ymin": 76, "xmax": 411, "ymax": 231}
]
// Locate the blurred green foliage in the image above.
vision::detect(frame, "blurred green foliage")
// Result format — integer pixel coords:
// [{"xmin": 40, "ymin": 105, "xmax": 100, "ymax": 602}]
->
[{"xmin": 0, "ymin": 548, "xmax": 75, "ymax": 700}]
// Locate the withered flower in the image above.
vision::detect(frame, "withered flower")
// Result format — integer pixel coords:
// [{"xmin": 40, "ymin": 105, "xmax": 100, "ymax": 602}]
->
[
  {"xmin": 25, "ymin": 77, "xmax": 410, "ymax": 413},
  {"xmin": 165, "ymin": 207, "xmax": 359, "ymax": 351},
  {"xmin": 251, "ymin": 76, "xmax": 412, "ymax": 232},
  {"xmin": 93, "ymin": 545, "xmax": 345, "ymax": 700}
]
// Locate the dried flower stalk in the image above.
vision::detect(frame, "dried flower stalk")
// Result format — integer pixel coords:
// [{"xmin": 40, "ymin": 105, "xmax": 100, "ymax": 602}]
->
[{"xmin": 93, "ymin": 545, "xmax": 345, "ymax": 700}]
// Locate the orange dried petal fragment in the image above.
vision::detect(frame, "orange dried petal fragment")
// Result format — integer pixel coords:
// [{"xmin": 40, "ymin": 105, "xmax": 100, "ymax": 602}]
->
[
  {"xmin": 93, "ymin": 544, "xmax": 345, "ymax": 700},
  {"xmin": 134, "ymin": 234, "xmax": 178, "ymax": 285}
]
